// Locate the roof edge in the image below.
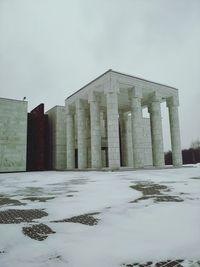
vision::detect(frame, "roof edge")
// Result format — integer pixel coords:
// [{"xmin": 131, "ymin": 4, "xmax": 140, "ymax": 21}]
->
[
  {"xmin": 111, "ymin": 69, "xmax": 178, "ymax": 90},
  {"xmin": 46, "ymin": 105, "xmax": 65, "ymax": 113},
  {"xmin": 66, "ymin": 69, "xmax": 178, "ymax": 100},
  {"xmin": 0, "ymin": 97, "xmax": 28, "ymax": 103},
  {"xmin": 66, "ymin": 69, "xmax": 112, "ymax": 100}
]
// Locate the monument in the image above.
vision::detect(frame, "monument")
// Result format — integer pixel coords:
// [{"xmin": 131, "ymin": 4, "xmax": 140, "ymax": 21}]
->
[
  {"xmin": 0, "ymin": 70, "xmax": 182, "ymax": 172},
  {"xmin": 64, "ymin": 69, "xmax": 182, "ymax": 170}
]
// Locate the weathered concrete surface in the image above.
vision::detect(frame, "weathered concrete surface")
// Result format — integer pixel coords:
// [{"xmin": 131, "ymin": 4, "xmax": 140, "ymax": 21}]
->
[
  {"xmin": 142, "ymin": 118, "xmax": 153, "ymax": 166},
  {"xmin": 167, "ymin": 96, "xmax": 183, "ymax": 166},
  {"xmin": 65, "ymin": 70, "xmax": 182, "ymax": 170},
  {"xmin": 0, "ymin": 98, "xmax": 27, "ymax": 172},
  {"xmin": 46, "ymin": 106, "xmax": 66, "ymax": 170}
]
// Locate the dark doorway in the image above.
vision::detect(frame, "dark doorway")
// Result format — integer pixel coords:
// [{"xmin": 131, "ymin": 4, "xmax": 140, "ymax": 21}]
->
[
  {"xmin": 75, "ymin": 149, "xmax": 78, "ymax": 169},
  {"xmin": 119, "ymin": 123, "xmax": 123, "ymax": 167}
]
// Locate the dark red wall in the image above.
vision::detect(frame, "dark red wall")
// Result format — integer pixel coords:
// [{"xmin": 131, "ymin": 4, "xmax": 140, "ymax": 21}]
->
[{"xmin": 27, "ymin": 104, "xmax": 52, "ymax": 171}]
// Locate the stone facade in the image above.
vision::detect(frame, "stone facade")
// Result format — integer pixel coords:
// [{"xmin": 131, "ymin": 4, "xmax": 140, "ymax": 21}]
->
[
  {"xmin": 0, "ymin": 98, "xmax": 27, "ymax": 172},
  {"xmin": 0, "ymin": 70, "xmax": 182, "ymax": 172},
  {"xmin": 65, "ymin": 70, "xmax": 182, "ymax": 170},
  {"xmin": 46, "ymin": 106, "xmax": 66, "ymax": 170}
]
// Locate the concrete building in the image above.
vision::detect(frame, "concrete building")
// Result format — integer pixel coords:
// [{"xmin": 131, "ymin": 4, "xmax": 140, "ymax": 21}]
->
[
  {"xmin": 0, "ymin": 69, "xmax": 182, "ymax": 172},
  {"xmin": 65, "ymin": 70, "xmax": 182, "ymax": 170},
  {"xmin": 0, "ymin": 98, "xmax": 27, "ymax": 172}
]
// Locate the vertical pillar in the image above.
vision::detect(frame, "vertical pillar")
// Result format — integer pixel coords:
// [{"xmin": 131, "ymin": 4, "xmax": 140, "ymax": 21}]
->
[
  {"xmin": 66, "ymin": 106, "xmax": 75, "ymax": 169},
  {"xmin": 101, "ymin": 111, "xmax": 108, "ymax": 167},
  {"xmin": 89, "ymin": 92, "xmax": 102, "ymax": 169},
  {"xmin": 86, "ymin": 112, "xmax": 91, "ymax": 168},
  {"xmin": 124, "ymin": 113, "xmax": 134, "ymax": 167},
  {"xmin": 76, "ymin": 99, "xmax": 87, "ymax": 169},
  {"xmin": 148, "ymin": 92, "xmax": 165, "ymax": 167},
  {"xmin": 106, "ymin": 88, "xmax": 120, "ymax": 169},
  {"xmin": 167, "ymin": 96, "xmax": 182, "ymax": 166},
  {"xmin": 130, "ymin": 87, "xmax": 144, "ymax": 168},
  {"xmin": 101, "ymin": 111, "xmax": 107, "ymax": 139}
]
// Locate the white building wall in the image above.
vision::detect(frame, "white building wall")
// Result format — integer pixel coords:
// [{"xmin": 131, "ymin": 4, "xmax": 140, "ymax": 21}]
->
[
  {"xmin": 46, "ymin": 106, "xmax": 66, "ymax": 170},
  {"xmin": 0, "ymin": 98, "xmax": 27, "ymax": 172}
]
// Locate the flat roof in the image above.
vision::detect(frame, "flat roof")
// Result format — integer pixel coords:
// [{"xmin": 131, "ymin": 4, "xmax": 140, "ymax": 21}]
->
[
  {"xmin": 46, "ymin": 105, "xmax": 65, "ymax": 113},
  {"xmin": 0, "ymin": 97, "xmax": 27, "ymax": 103}
]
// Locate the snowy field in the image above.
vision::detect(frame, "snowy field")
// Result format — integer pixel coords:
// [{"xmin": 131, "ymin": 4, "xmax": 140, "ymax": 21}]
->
[{"xmin": 0, "ymin": 166, "xmax": 200, "ymax": 267}]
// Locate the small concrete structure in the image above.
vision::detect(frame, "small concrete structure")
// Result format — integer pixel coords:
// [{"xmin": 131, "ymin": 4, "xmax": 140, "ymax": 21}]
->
[
  {"xmin": 0, "ymin": 98, "xmax": 27, "ymax": 172},
  {"xmin": 65, "ymin": 70, "xmax": 182, "ymax": 170}
]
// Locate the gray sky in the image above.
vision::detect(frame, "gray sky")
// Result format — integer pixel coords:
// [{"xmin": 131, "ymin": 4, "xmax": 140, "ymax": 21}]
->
[{"xmin": 0, "ymin": 0, "xmax": 200, "ymax": 150}]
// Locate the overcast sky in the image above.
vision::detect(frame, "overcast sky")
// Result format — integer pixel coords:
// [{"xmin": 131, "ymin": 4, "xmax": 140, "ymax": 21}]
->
[{"xmin": 0, "ymin": 0, "xmax": 199, "ymax": 150}]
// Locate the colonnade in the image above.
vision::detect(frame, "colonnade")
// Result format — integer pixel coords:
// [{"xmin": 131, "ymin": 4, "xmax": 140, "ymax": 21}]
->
[{"xmin": 66, "ymin": 88, "xmax": 182, "ymax": 170}]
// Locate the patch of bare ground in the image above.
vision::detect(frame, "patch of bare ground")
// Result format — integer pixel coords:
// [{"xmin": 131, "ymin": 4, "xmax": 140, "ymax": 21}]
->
[
  {"xmin": 22, "ymin": 223, "xmax": 55, "ymax": 241},
  {"xmin": 122, "ymin": 259, "xmax": 185, "ymax": 267},
  {"xmin": 0, "ymin": 197, "xmax": 24, "ymax": 206},
  {"xmin": 52, "ymin": 212, "xmax": 100, "ymax": 226},
  {"xmin": 0, "ymin": 209, "xmax": 48, "ymax": 224},
  {"xmin": 22, "ymin": 196, "xmax": 55, "ymax": 202},
  {"xmin": 130, "ymin": 182, "xmax": 183, "ymax": 203}
]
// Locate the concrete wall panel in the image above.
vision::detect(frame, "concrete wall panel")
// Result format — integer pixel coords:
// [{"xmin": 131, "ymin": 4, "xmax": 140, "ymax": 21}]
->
[
  {"xmin": 0, "ymin": 98, "xmax": 27, "ymax": 172},
  {"xmin": 46, "ymin": 106, "xmax": 66, "ymax": 170}
]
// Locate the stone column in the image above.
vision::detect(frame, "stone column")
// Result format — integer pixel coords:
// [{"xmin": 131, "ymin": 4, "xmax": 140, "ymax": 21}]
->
[
  {"xmin": 76, "ymin": 99, "xmax": 87, "ymax": 169},
  {"xmin": 101, "ymin": 111, "xmax": 107, "ymax": 167},
  {"xmin": 167, "ymin": 96, "xmax": 183, "ymax": 166},
  {"xmin": 89, "ymin": 92, "xmax": 102, "ymax": 169},
  {"xmin": 86, "ymin": 112, "xmax": 91, "ymax": 168},
  {"xmin": 66, "ymin": 106, "xmax": 75, "ymax": 169},
  {"xmin": 124, "ymin": 113, "xmax": 134, "ymax": 167},
  {"xmin": 148, "ymin": 92, "xmax": 165, "ymax": 167},
  {"xmin": 106, "ymin": 87, "xmax": 120, "ymax": 169},
  {"xmin": 130, "ymin": 87, "xmax": 144, "ymax": 168}
]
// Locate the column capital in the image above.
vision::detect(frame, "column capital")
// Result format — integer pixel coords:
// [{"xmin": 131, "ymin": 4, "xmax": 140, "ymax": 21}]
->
[
  {"xmin": 76, "ymin": 98, "xmax": 87, "ymax": 110},
  {"xmin": 147, "ymin": 92, "xmax": 162, "ymax": 112},
  {"xmin": 66, "ymin": 104, "xmax": 74, "ymax": 115},
  {"xmin": 104, "ymin": 78, "xmax": 120, "ymax": 95},
  {"xmin": 88, "ymin": 91, "xmax": 100, "ymax": 103},
  {"xmin": 149, "ymin": 91, "xmax": 162, "ymax": 103},
  {"xmin": 128, "ymin": 86, "xmax": 142, "ymax": 99},
  {"xmin": 166, "ymin": 96, "xmax": 179, "ymax": 108}
]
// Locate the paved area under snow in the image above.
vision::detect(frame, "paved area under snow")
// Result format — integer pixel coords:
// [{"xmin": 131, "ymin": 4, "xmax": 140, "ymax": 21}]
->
[{"xmin": 0, "ymin": 166, "xmax": 200, "ymax": 267}]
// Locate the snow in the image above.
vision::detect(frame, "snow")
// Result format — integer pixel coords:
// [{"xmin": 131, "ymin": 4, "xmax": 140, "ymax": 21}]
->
[{"xmin": 0, "ymin": 165, "xmax": 200, "ymax": 267}]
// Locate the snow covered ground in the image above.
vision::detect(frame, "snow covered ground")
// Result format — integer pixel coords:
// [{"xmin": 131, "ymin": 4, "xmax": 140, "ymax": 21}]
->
[{"xmin": 0, "ymin": 165, "xmax": 200, "ymax": 267}]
